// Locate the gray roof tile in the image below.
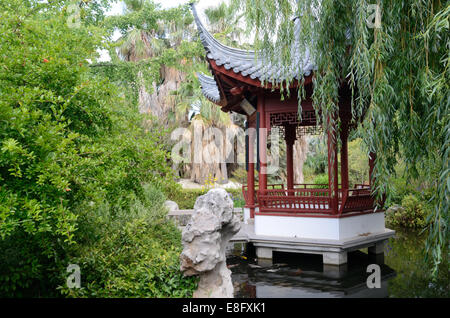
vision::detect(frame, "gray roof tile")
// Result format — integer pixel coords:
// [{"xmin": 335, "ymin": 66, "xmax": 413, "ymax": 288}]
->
[{"xmin": 197, "ymin": 72, "xmax": 221, "ymax": 103}]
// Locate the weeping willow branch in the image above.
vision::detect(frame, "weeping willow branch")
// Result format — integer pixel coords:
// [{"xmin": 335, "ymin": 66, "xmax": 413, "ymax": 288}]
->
[{"xmin": 233, "ymin": 0, "xmax": 449, "ymax": 276}]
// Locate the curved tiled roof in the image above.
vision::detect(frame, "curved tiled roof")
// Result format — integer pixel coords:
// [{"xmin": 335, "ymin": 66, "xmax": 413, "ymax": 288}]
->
[
  {"xmin": 196, "ymin": 72, "xmax": 221, "ymax": 103},
  {"xmin": 190, "ymin": 3, "xmax": 316, "ymax": 84}
]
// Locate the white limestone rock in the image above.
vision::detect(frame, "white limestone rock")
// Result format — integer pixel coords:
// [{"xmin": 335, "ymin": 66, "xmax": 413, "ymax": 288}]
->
[{"xmin": 180, "ymin": 188, "xmax": 240, "ymax": 298}]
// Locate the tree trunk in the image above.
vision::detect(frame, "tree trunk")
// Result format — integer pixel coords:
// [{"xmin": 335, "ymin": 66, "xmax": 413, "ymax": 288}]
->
[
  {"xmin": 189, "ymin": 120, "xmax": 229, "ymax": 184},
  {"xmin": 138, "ymin": 66, "xmax": 185, "ymax": 122},
  {"xmin": 293, "ymin": 135, "xmax": 309, "ymax": 184}
]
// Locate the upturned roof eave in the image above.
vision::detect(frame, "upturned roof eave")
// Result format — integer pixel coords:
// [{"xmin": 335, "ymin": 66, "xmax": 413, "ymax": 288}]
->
[
  {"xmin": 190, "ymin": 3, "xmax": 316, "ymax": 86},
  {"xmin": 190, "ymin": 3, "xmax": 258, "ymax": 62}
]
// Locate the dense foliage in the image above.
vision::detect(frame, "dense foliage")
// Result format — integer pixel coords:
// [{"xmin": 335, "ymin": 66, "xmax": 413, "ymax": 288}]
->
[
  {"xmin": 233, "ymin": 0, "xmax": 449, "ymax": 276},
  {"xmin": 60, "ymin": 184, "xmax": 197, "ymax": 298},
  {"xmin": 386, "ymin": 194, "xmax": 430, "ymax": 229},
  {"xmin": 0, "ymin": 0, "xmax": 194, "ymax": 297},
  {"xmin": 0, "ymin": 0, "xmax": 446, "ymax": 297},
  {"xmin": 93, "ymin": 0, "xmax": 206, "ymax": 117},
  {"xmin": 304, "ymin": 136, "xmax": 369, "ymax": 186}
]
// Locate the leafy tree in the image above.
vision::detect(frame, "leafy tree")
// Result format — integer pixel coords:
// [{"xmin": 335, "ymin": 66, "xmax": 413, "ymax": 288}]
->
[
  {"xmin": 233, "ymin": 0, "xmax": 449, "ymax": 275},
  {"xmin": 94, "ymin": 1, "xmax": 202, "ymax": 109},
  {"xmin": 305, "ymin": 136, "xmax": 328, "ymax": 175},
  {"xmin": 0, "ymin": 0, "xmax": 186, "ymax": 296},
  {"xmin": 204, "ymin": 1, "xmax": 248, "ymax": 48},
  {"xmin": 103, "ymin": 1, "xmax": 251, "ymax": 184},
  {"xmin": 112, "ymin": 0, "xmax": 194, "ymax": 62}
]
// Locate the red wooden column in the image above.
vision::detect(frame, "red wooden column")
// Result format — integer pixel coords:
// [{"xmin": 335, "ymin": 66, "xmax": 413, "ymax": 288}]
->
[
  {"xmin": 247, "ymin": 117, "xmax": 256, "ymax": 218},
  {"xmin": 258, "ymin": 94, "xmax": 267, "ymax": 192},
  {"xmin": 340, "ymin": 120, "xmax": 349, "ymax": 190},
  {"xmin": 285, "ymin": 125, "xmax": 297, "ymax": 190},
  {"xmin": 327, "ymin": 115, "xmax": 339, "ymax": 214}
]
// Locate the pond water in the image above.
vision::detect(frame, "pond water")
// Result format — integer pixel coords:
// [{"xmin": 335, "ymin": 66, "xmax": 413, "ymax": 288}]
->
[{"xmin": 227, "ymin": 227, "xmax": 449, "ymax": 298}]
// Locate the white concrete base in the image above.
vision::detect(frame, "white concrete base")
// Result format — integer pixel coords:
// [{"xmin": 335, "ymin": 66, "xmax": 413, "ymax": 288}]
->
[
  {"xmin": 257, "ymin": 258, "xmax": 273, "ymax": 267},
  {"xmin": 323, "ymin": 264, "xmax": 348, "ymax": 279},
  {"xmin": 256, "ymin": 247, "xmax": 273, "ymax": 259},
  {"xmin": 243, "ymin": 208, "xmax": 250, "ymax": 223},
  {"xmin": 368, "ymin": 240, "xmax": 386, "ymax": 255},
  {"xmin": 255, "ymin": 212, "xmax": 385, "ymax": 240},
  {"xmin": 231, "ymin": 221, "xmax": 395, "ymax": 266},
  {"xmin": 323, "ymin": 251, "xmax": 347, "ymax": 265},
  {"xmin": 243, "ymin": 207, "xmax": 259, "ymax": 224}
]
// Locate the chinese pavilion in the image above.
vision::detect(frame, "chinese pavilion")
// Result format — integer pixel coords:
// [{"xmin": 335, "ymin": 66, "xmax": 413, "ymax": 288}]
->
[{"xmin": 191, "ymin": 4, "xmax": 394, "ymax": 265}]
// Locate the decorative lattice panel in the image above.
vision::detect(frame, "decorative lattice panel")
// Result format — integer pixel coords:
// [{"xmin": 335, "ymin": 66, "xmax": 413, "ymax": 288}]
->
[
  {"xmin": 269, "ymin": 111, "xmax": 317, "ymax": 127},
  {"xmin": 268, "ymin": 111, "xmax": 322, "ymax": 138},
  {"xmin": 296, "ymin": 125, "xmax": 323, "ymax": 137}
]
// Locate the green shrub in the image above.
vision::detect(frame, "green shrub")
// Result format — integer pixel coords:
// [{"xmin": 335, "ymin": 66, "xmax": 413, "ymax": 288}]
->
[
  {"xmin": 305, "ymin": 136, "xmax": 327, "ymax": 174},
  {"xmin": 231, "ymin": 194, "xmax": 246, "ymax": 208},
  {"xmin": 0, "ymin": 2, "xmax": 179, "ymax": 297},
  {"xmin": 313, "ymin": 174, "xmax": 329, "ymax": 188},
  {"xmin": 59, "ymin": 185, "xmax": 197, "ymax": 298},
  {"xmin": 389, "ymin": 176, "xmax": 420, "ymax": 205},
  {"xmin": 386, "ymin": 194, "xmax": 430, "ymax": 229},
  {"xmin": 347, "ymin": 138, "xmax": 369, "ymax": 186}
]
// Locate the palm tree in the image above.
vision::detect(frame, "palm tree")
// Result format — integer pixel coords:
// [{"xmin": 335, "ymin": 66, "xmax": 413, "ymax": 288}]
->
[
  {"xmin": 112, "ymin": 1, "xmax": 277, "ymax": 185},
  {"xmin": 115, "ymin": 1, "xmax": 167, "ymax": 62},
  {"xmin": 204, "ymin": 2, "xmax": 247, "ymax": 48},
  {"xmin": 113, "ymin": 0, "xmax": 194, "ymax": 119},
  {"xmin": 168, "ymin": 2, "xmax": 251, "ymax": 184},
  {"xmin": 171, "ymin": 70, "xmax": 239, "ymax": 184}
]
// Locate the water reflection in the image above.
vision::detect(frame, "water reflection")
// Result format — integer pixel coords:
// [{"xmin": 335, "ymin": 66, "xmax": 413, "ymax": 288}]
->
[{"xmin": 227, "ymin": 246, "xmax": 396, "ymax": 298}]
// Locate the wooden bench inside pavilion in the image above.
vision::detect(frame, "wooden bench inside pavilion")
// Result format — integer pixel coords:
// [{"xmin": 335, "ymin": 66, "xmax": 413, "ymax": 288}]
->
[{"xmin": 191, "ymin": 4, "xmax": 394, "ymax": 266}]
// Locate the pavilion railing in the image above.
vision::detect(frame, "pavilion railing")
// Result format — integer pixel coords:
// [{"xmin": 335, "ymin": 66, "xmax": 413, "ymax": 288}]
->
[
  {"xmin": 339, "ymin": 188, "xmax": 374, "ymax": 214},
  {"xmin": 243, "ymin": 183, "xmax": 376, "ymax": 215},
  {"xmin": 293, "ymin": 184, "xmax": 345, "ymax": 200},
  {"xmin": 257, "ymin": 188, "xmax": 333, "ymax": 214},
  {"xmin": 292, "ymin": 183, "xmax": 330, "ymax": 189},
  {"xmin": 242, "ymin": 183, "xmax": 284, "ymax": 205}
]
